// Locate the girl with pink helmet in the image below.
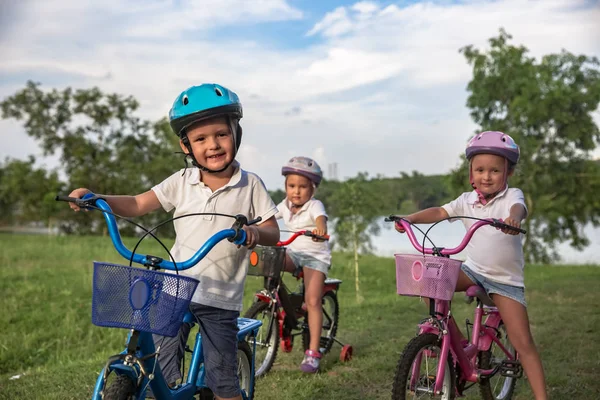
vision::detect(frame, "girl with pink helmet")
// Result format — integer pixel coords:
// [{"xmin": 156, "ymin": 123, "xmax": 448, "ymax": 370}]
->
[
  {"xmin": 396, "ymin": 131, "xmax": 548, "ymax": 399},
  {"xmin": 276, "ymin": 156, "xmax": 331, "ymax": 373}
]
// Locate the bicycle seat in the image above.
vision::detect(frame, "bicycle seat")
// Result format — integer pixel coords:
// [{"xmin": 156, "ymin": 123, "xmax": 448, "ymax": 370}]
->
[{"xmin": 465, "ymin": 286, "xmax": 495, "ymax": 307}]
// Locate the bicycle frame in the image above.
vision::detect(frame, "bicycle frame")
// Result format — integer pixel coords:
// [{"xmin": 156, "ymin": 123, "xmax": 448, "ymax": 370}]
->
[
  {"xmin": 255, "ymin": 276, "xmax": 341, "ymax": 344},
  {"xmin": 92, "ymin": 316, "xmax": 261, "ymax": 400},
  {"xmin": 390, "ymin": 216, "xmax": 524, "ymax": 397},
  {"xmin": 254, "ymin": 231, "xmax": 339, "ymax": 337},
  {"xmin": 416, "ymin": 299, "xmax": 516, "ymax": 394},
  {"xmin": 56, "ymin": 194, "xmax": 262, "ymax": 400}
]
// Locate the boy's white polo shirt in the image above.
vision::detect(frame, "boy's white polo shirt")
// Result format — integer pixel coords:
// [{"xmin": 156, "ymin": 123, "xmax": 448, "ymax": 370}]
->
[
  {"xmin": 275, "ymin": 198, "xmax": 331, "ymax": 265},
  {"xmin": 152, "ymin": 162, "xmax": 278, "ymax": 311},
  {"xmin": 442, "ymin": 187, "xmax": 527, "ymax": 287}
]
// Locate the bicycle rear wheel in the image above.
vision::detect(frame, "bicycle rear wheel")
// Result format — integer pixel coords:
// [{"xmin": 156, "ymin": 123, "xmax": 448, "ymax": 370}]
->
[
  {"xmin": 392, "ymin": 333, "xmax": 456, "ymax": 400},
  {"xmin": 237, "ymin": 341, "xmax": 255, "ymax": 400},
  {"xmin": 302, "ymin": 290, "xmax": 339, "ymax": 354},
  {"xmin": 243, "ymin": 301, "xmax": 279, "ymax": 377},
  {"xmin": 479, "ymin": 322, "xmax": 518, "ymax": 400}
]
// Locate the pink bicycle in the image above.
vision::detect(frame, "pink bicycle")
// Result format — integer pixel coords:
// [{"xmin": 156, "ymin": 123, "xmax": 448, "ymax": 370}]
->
[{"xmin": 386, "ymin": 215, "xmax": 526, "ymax": 400}]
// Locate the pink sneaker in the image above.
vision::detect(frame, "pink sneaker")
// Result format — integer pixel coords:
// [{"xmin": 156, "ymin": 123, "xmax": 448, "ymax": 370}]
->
[{"xmin": 300, "ymin": 349, "xmax": 322, "ymax": 373}]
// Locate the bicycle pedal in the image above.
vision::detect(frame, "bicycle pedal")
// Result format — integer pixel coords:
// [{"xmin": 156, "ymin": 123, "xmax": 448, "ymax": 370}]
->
[{"xmin": 499, "ymin": 359, "xmax": 523, "ymax": 378}]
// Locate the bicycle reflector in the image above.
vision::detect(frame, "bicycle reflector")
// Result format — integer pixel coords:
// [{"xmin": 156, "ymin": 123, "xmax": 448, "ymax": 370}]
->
[{"xmin": 249, "ymin": 251, "xmax": 259, "ymax": 267}]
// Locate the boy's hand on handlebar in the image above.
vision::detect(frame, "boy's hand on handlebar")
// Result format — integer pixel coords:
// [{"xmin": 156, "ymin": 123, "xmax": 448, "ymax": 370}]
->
[
  {"xmin": 500, "ymin": 216, "xmax": 522, "ymax": 235},
  {"xmin": 242, "ymin": 225, "xmax": 260, "ymax": 249},
  {"xmin": 67, "ymin": 188, "xmax": 92, "ymax": 211}
]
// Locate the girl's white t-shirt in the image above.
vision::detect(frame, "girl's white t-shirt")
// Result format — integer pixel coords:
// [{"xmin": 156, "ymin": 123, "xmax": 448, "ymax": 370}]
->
[
  {"xmin": 275, "ymin": 198, "xmax": 331, "ymax": 265},
  {"xmin": 441, "ymin": 187, "xmax": 527, "ymax": 287}
]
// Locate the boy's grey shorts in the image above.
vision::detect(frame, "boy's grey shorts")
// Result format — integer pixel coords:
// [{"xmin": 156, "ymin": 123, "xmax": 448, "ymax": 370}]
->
[{"xmin": 151, "ymin": 303, "xmax": 240, "ymax": 398}]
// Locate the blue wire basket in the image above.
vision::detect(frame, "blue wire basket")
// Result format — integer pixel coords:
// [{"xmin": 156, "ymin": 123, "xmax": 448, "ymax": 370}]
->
[{"xmin": 91, "ymin": 262, "xmax": 199, "ymax": 337}]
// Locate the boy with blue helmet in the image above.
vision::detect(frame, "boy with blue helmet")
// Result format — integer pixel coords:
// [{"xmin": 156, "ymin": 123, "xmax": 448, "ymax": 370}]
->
[{"xmin": 68, "ymin": 83, "xmax": 280, "ymax": 400}]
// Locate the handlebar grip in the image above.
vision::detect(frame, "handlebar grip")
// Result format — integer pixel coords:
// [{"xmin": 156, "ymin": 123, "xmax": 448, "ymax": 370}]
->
[
  {"xmin": 302, "ymin": 231, "xmax": 330, "ymax": 241},
  {"xmin": 492, "ymin": 219, "xmax": 527, "ymax": 234},
  {"xmin": 313, "ymin": 234, "xmax": 330, "ymax": 241}
]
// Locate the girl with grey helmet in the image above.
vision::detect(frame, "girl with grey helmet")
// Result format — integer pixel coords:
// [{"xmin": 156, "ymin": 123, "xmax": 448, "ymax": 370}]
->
[{"xmin": 276, "ymin": 156, "xmax": 331, "ymax": 373}]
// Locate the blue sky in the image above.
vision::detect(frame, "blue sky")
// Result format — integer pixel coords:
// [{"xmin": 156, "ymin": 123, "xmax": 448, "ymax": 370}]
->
[{"xmin": 1, "ymin": 0, "xmax": 599, "ymax": 191}]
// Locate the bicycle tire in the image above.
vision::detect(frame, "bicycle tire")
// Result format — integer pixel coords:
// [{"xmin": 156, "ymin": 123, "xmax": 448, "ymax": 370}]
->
[
  {"xmin": 103, "ymin": 374, "xmax": 136, "ymax": 400},
  {"xmin": 392, "ymin": 333, "xmax": 456, "ymax": 400},
  {"xmin": 478, "ymin": 322, "xmax": 518, "ymax": 400},
  {"xmin": 302, "ymin": 290, "xmax": 339, "ymax": 354},
  {"xmin": 237, "ymin": 341, "xmax": 255, "ymax": 400},
  {"xmin": 243, "ymin": 301, "xmax": 279, "ymax": 377}
]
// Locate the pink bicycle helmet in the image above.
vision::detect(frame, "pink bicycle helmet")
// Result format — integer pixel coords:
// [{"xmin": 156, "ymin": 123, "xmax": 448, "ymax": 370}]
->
[
  {"xmin": 465, "ymin": 131, "xmax": 520, "ymax": 164},
  {"xmin": 282, "ymin": 156, "xmax": 323, "ymax": 186},
  {"xmin": 466, "ymin": 131, "xmax": 520, "ymax": 204}
]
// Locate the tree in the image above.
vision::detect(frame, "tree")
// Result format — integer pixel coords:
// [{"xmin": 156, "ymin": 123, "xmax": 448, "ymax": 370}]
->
[
  {"xmin": 1, "ymin": 81, "xmax": 180, "ymax": 236},
  {"xmin": 0, "ymin": 156, "xmax": 64, "ymax": 227},
  {"xmin": 458, "ymin": 29, "xmax": 600, "ymax": 262},
  {"xmin": 329, "ymin": 173, "xmax": 381, "ymax": 302}
]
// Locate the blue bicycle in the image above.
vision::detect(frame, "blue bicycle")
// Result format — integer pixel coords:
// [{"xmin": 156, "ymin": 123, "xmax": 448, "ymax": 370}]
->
[{"xmin": 56, "ymin": 194, "xmax": 262, "ymax": 400}]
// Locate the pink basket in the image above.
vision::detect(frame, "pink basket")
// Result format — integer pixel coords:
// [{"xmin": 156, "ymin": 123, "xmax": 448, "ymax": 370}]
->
[{"xmin": 394, "ymin": 254, "xmax": 462, "ymax": 301}]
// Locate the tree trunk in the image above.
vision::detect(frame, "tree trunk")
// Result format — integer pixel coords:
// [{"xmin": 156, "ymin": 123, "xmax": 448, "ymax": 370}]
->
[{"xmin": 352, "ymin": 221, "xmax": 363, "ymax": 303}]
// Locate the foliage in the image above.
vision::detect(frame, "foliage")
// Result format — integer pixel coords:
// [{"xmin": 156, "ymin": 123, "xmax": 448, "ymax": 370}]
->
[
  {"xmin": 458, "ymin": 29, "xmax": 600, "ymax": 262},
  {"xmin": 1, "ymin": 81, "xmax": 180, "ymax": 236},
  {"xmin": 0, "ymin": 156, "xmax": 64, "ymax": 226},
  {"xmin": 328, "ymin": 173, "xmax": 382, "ymax": 302}
]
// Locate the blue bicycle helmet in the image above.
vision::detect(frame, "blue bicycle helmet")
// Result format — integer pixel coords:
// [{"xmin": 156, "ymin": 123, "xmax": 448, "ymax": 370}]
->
[{"xmin": 169, "ymin": 84, "xmax": 243, "ymax": 172}]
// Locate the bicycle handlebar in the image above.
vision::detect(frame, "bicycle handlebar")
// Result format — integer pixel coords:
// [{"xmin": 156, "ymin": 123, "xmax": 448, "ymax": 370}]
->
[
  {"xmin": 276, "ymin": 230, "xmax": 330, "ymax": 247},
  {"xmin": 385, "ymin": 215, "xmax": 526, "ymax": 256},
  {"xmin": 56, "ymin": 193, "xmax": 261, "ymax": 270}
]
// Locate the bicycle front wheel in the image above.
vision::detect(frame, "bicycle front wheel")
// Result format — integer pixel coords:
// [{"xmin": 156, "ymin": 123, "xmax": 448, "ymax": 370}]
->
[
  {"xmin": 478, "ymin": 322, "xmax": 518, "ymax": 400},
  {"xmin": 392, "ymin": 333, "xmax": 456, "ymax": 400},
  {"xmin": 243, "ymin": 301, "xmax": 279, "ymax": 377},
  {"xmin": 302, "ymin": 290, "xmax": 339, "ymax": 354},
  {"xmin": 103, "ymin": 374, "xmax": 136, "ymax": 400}
]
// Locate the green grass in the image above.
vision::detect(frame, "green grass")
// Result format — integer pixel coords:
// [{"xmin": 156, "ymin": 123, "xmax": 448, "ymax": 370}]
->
[{"xmin": 1, "ymin": 233, "xmax": 599, "ymax": 399}]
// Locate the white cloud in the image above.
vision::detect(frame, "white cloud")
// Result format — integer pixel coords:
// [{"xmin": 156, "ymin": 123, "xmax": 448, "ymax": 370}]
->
[{"xmin": 0, "ymin": 0, "xmax": 599, "ymax": 192}]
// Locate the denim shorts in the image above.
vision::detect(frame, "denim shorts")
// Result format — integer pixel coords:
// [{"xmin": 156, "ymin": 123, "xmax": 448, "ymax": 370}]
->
[
  {"xmin": 461, "ymin": 264, "xmax": 527, "ymax": 307},
  {"xmin": 287, "ymin": 250, "xmax": 330, "ymax": 276},
  {"xmin": 151, "ymin": 303, "xmax": 240, "ymax": 398}
]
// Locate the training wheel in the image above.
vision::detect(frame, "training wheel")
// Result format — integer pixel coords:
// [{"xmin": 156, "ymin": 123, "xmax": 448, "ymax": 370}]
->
[
  {"xmin": 280, "ymin": 337, "xmax": 293, "ymax": 353},
  {"xmin": 340, "ymin": 344, "xmax": 353, "ymax": 362}
]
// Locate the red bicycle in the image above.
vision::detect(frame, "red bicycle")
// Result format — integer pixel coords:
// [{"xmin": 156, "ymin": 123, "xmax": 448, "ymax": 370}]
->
[{"xmin": 243, "ymin": 230, "xmax": 353, "ymax": 377}]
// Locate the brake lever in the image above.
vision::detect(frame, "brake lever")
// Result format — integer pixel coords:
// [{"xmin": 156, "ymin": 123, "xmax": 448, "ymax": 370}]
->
[
  {"xmin": 228, "ymin": 215, "xmax": 262, "ymax": 243},
  {"xmin": 384, "ymin": 214, "xmax": 401, "ymax": 222}
]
